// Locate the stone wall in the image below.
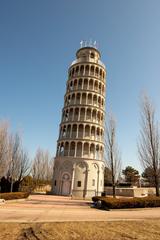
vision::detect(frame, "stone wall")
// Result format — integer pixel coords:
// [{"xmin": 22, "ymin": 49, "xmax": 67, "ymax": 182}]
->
[{"xmin": 104, "ymin": 187, "xmax": 156, "ymax": 197}]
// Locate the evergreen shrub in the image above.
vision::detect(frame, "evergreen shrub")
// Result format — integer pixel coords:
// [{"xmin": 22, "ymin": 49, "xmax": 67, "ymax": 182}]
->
[
  {"xmin": 0, "ymin": 192, "xmax": 29, "ymax": 200},
  {"xmin": 92, "ymin": 196, "xmax": 160, "ymax": 209}
]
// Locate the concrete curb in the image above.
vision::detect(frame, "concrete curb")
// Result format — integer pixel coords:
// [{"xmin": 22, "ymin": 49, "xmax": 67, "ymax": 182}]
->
[{"xmin": 4, "ymin": 198, "xmax": 28, "ymax": 203}]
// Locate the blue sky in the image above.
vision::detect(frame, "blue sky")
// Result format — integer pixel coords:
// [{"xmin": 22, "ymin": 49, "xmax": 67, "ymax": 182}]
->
[{"xmin": 1, "ymin": 0, "xmax": 160, "ymax": 172}]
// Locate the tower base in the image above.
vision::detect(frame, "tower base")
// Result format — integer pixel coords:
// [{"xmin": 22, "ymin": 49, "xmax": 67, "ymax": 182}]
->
[{"xmin": 52, "ymin": 157, "xmax": 105, "ymax": 198}]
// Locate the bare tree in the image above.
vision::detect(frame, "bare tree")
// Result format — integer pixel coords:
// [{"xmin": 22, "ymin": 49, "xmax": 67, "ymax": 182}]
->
[
  {"xmin": 32, "ymin": 148, "xmax": 53, "ymax": 185},
  {"xmin": 8, "ymin": 133, "xmax": 30, "ymax": 192},
  {"xmin": 0, "ymin": 121, "xmax": 9, "ymax": 177},
  {"xmin": 105, "ymin": 114, "xmax": 121, "ymax": 198},
  {"xmin": 138, "ymin": 95, "xmax": 160, "ymax": 196}
]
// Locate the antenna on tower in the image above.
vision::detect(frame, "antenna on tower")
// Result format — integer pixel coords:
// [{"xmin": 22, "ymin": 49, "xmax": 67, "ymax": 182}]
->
[
  {"xmin": 89, "ymin": 39, "xmax": 92, "ymax": 47},
  {"xmin": 80, "ymin": 40, "xmax": 83, "ymax": 48},
  {"xmin": 80, "ymin": 39, "xmax": 98, "ymax": 49},
  {"xmin": 93, "ymin": 41, "xmax": 97, "ymax": 48}
]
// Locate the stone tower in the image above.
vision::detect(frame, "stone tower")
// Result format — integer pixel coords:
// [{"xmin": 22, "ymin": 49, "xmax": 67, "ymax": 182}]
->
[{"xmin": 52, "ymin": 43, "xmax": 106, "ymax": 198}]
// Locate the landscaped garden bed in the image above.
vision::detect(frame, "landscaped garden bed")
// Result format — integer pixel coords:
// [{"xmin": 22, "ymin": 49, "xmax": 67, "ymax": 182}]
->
[
  {"xmin": 0, "ymin": 192, "xmax": 30, "ymax": 200},
  {"xmin": 92, "ymin": 196, "xmax": 160, "ymax": 209}
]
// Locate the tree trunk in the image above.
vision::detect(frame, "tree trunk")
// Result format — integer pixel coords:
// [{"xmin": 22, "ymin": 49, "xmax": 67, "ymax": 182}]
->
[
  {"xmin": 155, "ymin": 175, "xmax": 160, "ymax": 196},
  {"xmin": 112, "ymin": 184, "xmax": 116, "ymax": 198}
]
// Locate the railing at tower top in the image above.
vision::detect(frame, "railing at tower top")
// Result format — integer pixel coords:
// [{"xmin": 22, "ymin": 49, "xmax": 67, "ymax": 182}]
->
[{"xmin": 70, "ymin": 58, "xmax": 106, "ymax": 68}]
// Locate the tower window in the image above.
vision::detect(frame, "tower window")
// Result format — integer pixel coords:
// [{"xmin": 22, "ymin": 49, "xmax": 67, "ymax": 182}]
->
[
  {"xmin": 54, "ymin": 180, "xmax": 57, "ymax": 186},
  {"xmin": 90, "ymin": 53, "xmax": 95, "ymax": 58},
  {"xmin": 92, "ymin": 179, "xmax": 95, "ymax": 186},
  {"xmin": 77, "ymin": 181, "xmax": 81, "ymax": 187}
]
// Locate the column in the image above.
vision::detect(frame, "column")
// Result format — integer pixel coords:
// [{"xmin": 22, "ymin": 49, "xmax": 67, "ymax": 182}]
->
[
  {"xmin": 74, "ymin": 142, "xmax": 77, "ymax": 157},
  {"xmin": 71, "ymin": 165, "xmax": 75, "ymax": 197}
]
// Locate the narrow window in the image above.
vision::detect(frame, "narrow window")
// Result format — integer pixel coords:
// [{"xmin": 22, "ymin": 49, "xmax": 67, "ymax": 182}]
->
[
  {"xmin": 91, "ymin": 53, "xmax": 94, "ymax": 58},
  {"xmin": 54, "ymin": 180, "xmax": 57, "ymax": 186},
  {"xmin": 92, "ymin": 179, "xmax": 95, "ymax": 186},
  {"xmin": 77, "ymin": 181, "xmax": 81, "ymax": 187}
]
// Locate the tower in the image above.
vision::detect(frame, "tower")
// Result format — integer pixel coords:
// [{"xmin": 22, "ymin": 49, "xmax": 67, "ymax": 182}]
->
[{"xmin": 52, "ymin": 42, "xmax": 106, "ymax": 198}]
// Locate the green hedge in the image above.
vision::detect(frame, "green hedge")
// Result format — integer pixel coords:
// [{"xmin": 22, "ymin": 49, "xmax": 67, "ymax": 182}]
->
[
  {"xmin": 0, "ymin": 192, "xmax": 30, "ymax": 200},
  {"xmin": 92, "ymin": 196, "xmax": 160, "ymax": 209}
]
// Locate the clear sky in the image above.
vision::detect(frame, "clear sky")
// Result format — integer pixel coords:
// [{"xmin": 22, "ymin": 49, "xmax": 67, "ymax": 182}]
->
[{"xmin": 1, "ymin": 0, "xmax": 160, "ymax": 172}]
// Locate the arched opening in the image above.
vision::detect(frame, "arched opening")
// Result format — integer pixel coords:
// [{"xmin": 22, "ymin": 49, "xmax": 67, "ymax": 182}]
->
[
  {"xmin": 102, "ymin": 85, "xmax": 105, "ymax": 95},
  {"xmin": 89, "ymin": 79, "xmax": 93, "ymax": 90},
  {"xmin": 95, "ymin": 67, "xmax": 99, "ymax": 77},
  {"xmin": 65, "ymin": 97, "xmax": 68, "ymax": 107},
  {"xmin": 77, "ymin": 142, "xmax": 82, "ymax": 157},
  {"xmin": 101, "ymin": 129, "xmax": 103, "ymax": 141},
  {"xmin": 74, "ymin": 79, "xmax": 77, "ymax": 90},
  {"xmin": 93, "ymin": 95, "xmax": 97, "ymax": 106},
  {"xmin": 95, "ymin": 145, "xmax": 100, "ymax": 160},
  {"xmin": 101, "ymin": 113, "xmax": 103, "ymax": 124},
  {"xmin": 100, "ymin": 146, "xmax": 103, "ymax": 160},
  {"xmin": 99, "ymin": 83, "xmax": 101, "ymax": 94},
  {"xmin": 86, "ymin": 108, "xmax": 91, "ymax": 121},
  {"xmin": 92, "ymin": 110, "xmax": 96, "ymax": 122},
  {"xmin": 62, "ymin": 111, "xmax": 65, "ymax": 122},
  {"xmin": 83, "ymin": 142, "xmax": 89, "ymax": 157},
  {"xmin": 90, "ymin": 52, "xmax": 95, "ymax": 58},
  {"xmin": 102, "ymin": 98, "xmax": 104, "ymax": 108},
  {"xmin": 96, "ymin": 128, "xmax": 100, "ymax": 141},
  {"xmin": 80, "ymin": 108, "xmax": 85, "ymax": 120},
  {"xmin": 85, "ymin": 65, "xmax": 89, "ymax": 75},
  {"xmin": 84, "ymin": 79, "xmax": 88, "ymax": 89},
  {"xmin": 61, "ymin": 173, "xmax": 71, "ymax": 196},
  {"xmin": 70, "ymin": 81, "xmax": 73, "ymax": 91},
  {"xmin": 74, "ymin": 108, "xmax": 79, "ymax": 121},
  {"xmin": 78, "ymin": 79, "xmax": 82, "ymax": 89},
  {"xmin": 70, "ymin": 142, "xmax": 75, "ymax": 156},
  {"xmin": 90, "ymin": 144, "xmax": 95, "ymax": 158},
  {"xmin": 75, "ymin": 66, "xmax": 79, "ymax": 76},
  {"xmin": 91, "ymin": 126, "xmax": 95, "ymax": 140},
  {"xmin": 65, "ymin": 110, "xmax": 69, "ymax": 121},
  {"xmin": 76, "ymin": 93, "xmax": 81, "ymax": 104},
  {"xmin": 62, "ymin": 125, "xmax": 66, "ymax": 138},
  {"xmin": 103, "ymin": 71, "xmax": 105, "ymax": 80},
  {"xmin": 88, "ymin": 93, "xmax": 92, "ymax": 105},
  {"xmin": 67, "ymin": 83, "xmax": 70, "ymax": 92},
  {"xmin": 60, "ymin": 143, "xmax": 64, "ymax": 156},
  {"xmin": 97, "ymin": 111, "xmax": 101, "ymax": 123},
  {"xmin": 72, "ymin": 124, "xmax": 77, "ymax": 138},
  {"xmin": 67, "ymin": 95, "xmax": 71, "ymax": 105},
  {"xmin": 98, "ymin": 97, "xmax": 101, "ymax": 107},
  {"xmin": 64, "ymin": 142, "xmax": 69, "ymax": 156},
  {"xmin": 80, "ymin": 65, "xmax": 84, "ymax": 75},
  {"xmin": 90, "ymin": 65, "xmax": 94, "ymax": 76},
  {"xmin": 69, "ymin": 108, "xmax": 73, "ymax": 121},
  {"xmin": 78, "ymin": 124, "xmax": 83, "ymax": 138},
  {"xmin": 82, "ymin": 93, "xmax": 86, "ymax": 105},
  {"xmin": 66, "ymin": 125, "xmax": 71, "ymax": 138},
  {"xmin": 71, "ymin": 94, "xmax": 75, "ymax": 105},
  {"xmin": 85, "ymin": 125, "xmax": 90, "ymax": 138},
  {"xmin": 94, "ymin": 81, "xmax": 98, "ymax": 91},
  {"xmin": 100, "ymin": 69, "xmax": 102, "ymax": 78}
]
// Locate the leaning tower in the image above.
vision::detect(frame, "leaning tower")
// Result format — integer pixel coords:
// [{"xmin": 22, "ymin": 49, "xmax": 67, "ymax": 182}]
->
[{"xmin": 52, "ymin": 42, "xmax": 106, "ymax": 198}]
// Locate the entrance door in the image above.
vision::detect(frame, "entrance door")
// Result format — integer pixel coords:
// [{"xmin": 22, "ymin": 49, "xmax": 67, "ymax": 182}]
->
[{"xmin": 61, "ymin": 173, "xmax": 71, "ymax": 196}]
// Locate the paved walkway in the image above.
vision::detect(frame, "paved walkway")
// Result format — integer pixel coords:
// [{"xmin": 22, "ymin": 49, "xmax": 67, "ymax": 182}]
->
[{"xmin": 0, "ymin": 194, "xmax": 160, "ymax": 222}]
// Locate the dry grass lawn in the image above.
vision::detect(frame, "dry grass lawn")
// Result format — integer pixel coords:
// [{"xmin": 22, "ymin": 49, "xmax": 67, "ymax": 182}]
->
[{"xmin": 0, "ymin": 220, "xmax": 160, "ymax": 240}]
